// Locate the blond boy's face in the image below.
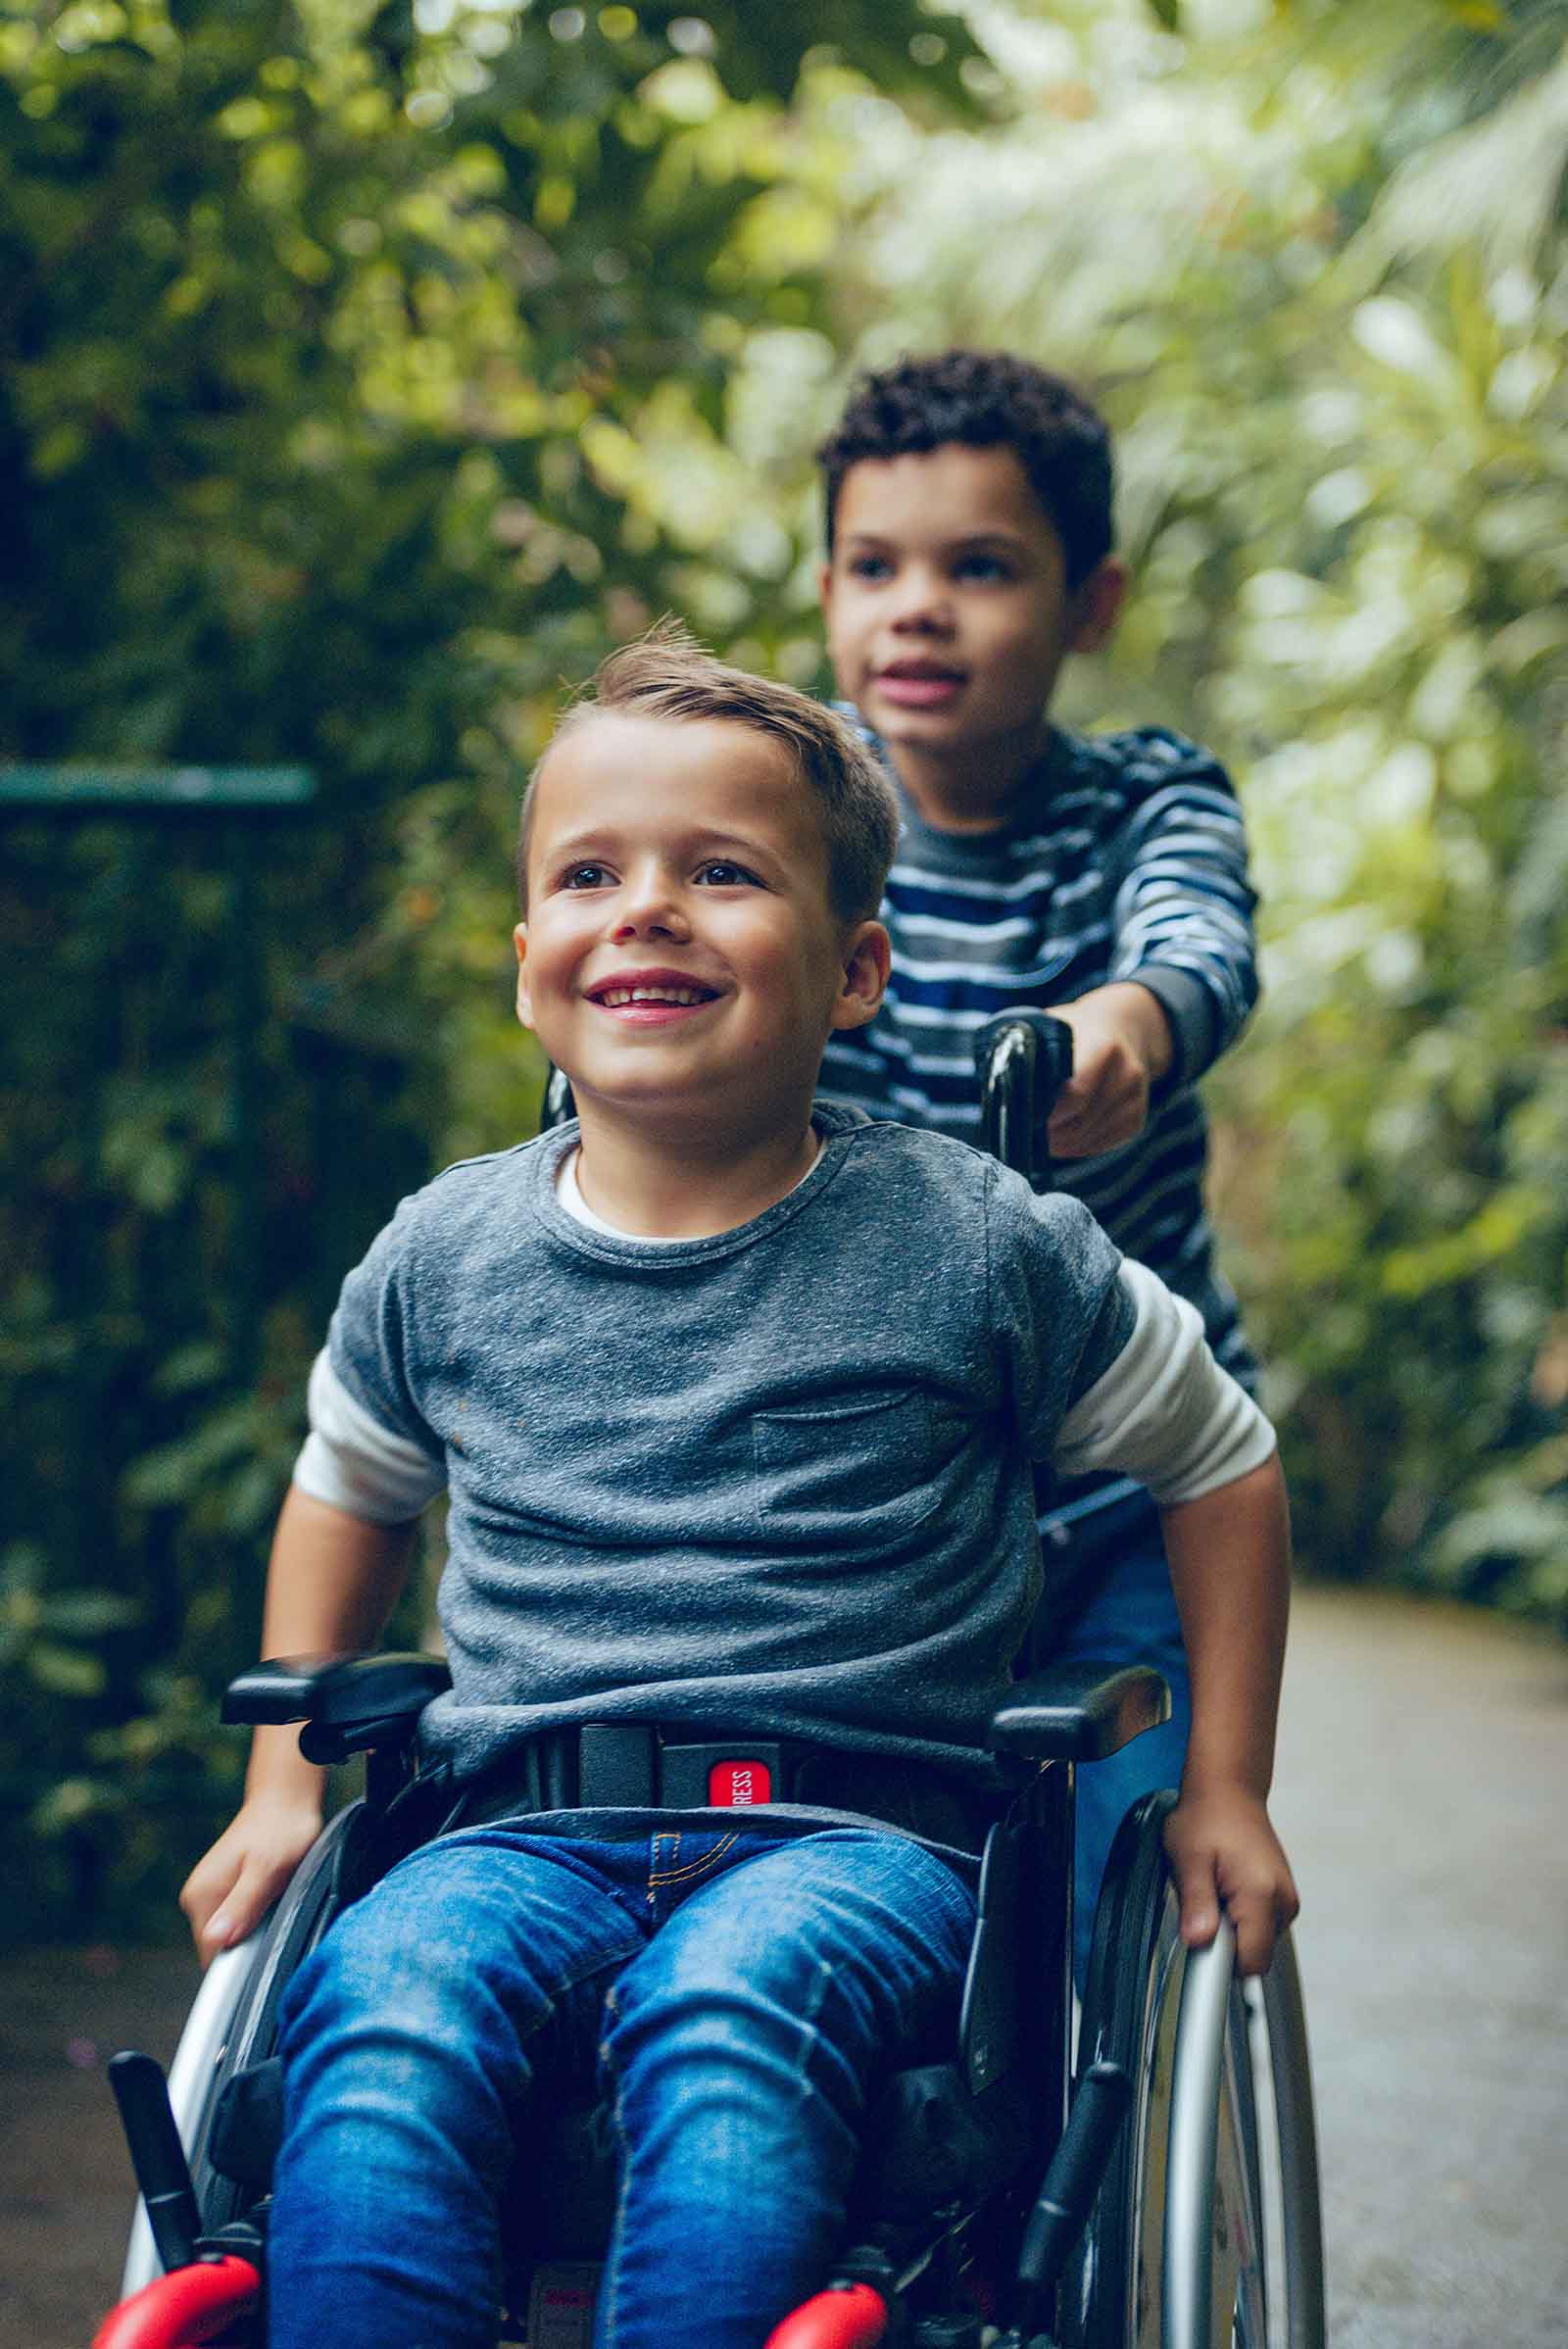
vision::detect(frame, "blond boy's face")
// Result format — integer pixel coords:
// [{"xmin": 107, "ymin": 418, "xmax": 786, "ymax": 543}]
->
[
  {"xmin": 818, "ymin": 443, "xmax": 1123, "ymax": 775},
  {"xmin": 515, "ymin": 711, "xmax": 886, "ymax": 1132}
]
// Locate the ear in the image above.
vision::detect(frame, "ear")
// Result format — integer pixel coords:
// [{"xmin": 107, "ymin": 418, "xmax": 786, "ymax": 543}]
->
[
  {"xmin": 816, "ymin": 558, "xmax": 835, "ymax": 617},
  {"xmin": 831, "ymin": 920, "xmax": 891, "ymax": 1032},
  {"xmin": 1067, "ymin": 554, "xmax": 1128, "ymax": 656},
  {"xmin": 513, "ymin": 922, "xmax": 532, "ymax": 1028}
]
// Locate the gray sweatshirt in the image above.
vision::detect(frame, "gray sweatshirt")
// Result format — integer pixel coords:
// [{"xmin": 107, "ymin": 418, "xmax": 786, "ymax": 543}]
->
[{"xmin": 301, "ymin": 1107, "xmax": 1272, "ymax": 1786}]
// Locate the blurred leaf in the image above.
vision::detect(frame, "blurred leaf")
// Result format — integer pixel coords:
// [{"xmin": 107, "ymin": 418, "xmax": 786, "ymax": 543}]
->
[{"xmin": 26, "ymin": 1642, "xmax": 108, "ymax": 1698}]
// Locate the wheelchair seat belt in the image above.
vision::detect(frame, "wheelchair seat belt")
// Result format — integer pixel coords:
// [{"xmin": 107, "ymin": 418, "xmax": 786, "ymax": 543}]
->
[{"xmin": 454, "ymin": 1722, "xmax": 1002, "ymax": 1853}]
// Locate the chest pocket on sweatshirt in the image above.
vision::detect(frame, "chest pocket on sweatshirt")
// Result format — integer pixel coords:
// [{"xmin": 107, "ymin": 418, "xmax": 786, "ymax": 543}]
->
[{"xmin": 753, "ymin": 1390, "xmax": 944, "ymax": 1541}]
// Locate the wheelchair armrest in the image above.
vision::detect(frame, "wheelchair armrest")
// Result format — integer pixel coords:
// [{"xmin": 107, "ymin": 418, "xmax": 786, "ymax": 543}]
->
[
  {"xmin": 988, "ymin": 1661, "xmax": 1170, "ymax": 1763},
  {"xmin": 221, "ymin": 1653, "xmax": 452, "ymax": 1764}
]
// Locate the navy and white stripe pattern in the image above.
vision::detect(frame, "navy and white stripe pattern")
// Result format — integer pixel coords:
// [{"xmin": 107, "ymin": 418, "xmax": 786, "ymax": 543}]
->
[{"xmin": 821, "ymin": 719, "xmax": 1260, "ymax": 1484}]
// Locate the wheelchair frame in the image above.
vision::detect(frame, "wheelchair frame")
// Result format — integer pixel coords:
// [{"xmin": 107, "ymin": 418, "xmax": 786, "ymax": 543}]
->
[{"xmin": 101, "ymin": 1015, "xmax": 1325, "ymax": 2349}]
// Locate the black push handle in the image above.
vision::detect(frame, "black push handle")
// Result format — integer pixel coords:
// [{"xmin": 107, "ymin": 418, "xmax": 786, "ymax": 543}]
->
[
  {"xmin": 974, "ymin": 1010, "xmax": 1075, "ymax": 1184},
  {"xmin": 108, "ymin": 2049, "xmax": 202, "ymax": 2274},
  {"xmin": 1015, "ymin": 2056, "xmax": 1133, "ymax": 2295}
]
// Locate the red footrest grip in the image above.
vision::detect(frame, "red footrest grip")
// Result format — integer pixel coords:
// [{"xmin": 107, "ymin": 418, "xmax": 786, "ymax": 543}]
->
[
  {"xmin": 93, "ymin": 2255, "xmax": 263, "ymax": 2349},
  {"xmin": 763, "ymin": 2280, "xmax": 889, "ymax": 2349}
]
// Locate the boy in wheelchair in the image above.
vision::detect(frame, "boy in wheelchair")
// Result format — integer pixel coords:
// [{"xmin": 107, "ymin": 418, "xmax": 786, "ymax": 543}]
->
[{"xmin": 178, "ymin": 626, "xmax": 1298, "ymax": 2349}]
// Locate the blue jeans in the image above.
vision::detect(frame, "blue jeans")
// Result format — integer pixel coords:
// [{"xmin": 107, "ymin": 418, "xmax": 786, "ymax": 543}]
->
[
  {"xmin": 270, "ymin": 1822, "xmax": 977, "ymax": 2349},
  {"xmin": 1043, "ymin": 1490, "xmax": 1193, "ymax": 1982}
]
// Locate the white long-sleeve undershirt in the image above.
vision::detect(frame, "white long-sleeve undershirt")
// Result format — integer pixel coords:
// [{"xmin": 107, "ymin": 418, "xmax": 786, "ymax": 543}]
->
[{"xmin": 294, "ymin": 1240, "xmax": 1274, "ymax": 1529}]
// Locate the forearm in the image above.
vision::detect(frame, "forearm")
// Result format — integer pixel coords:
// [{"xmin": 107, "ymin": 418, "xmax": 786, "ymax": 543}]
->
[
  {"xmin": 1111, "ymin": 758, "xmax": 1259, "ymax": 1083},
  {"xmin": 1129, "ymin": 946, "xmax": 1257, "ymax": 1088},
  {"xmin": 1158, "ymin": 1451, "xmax": 1291, "ymax": 1798},
  {"xmin": 183, "ymin": 1485, "xmax": 417, "ymax": 1956},
  {"xmin": 243, "ymin": 1483, "xmax": 417, "ymax": 1808},
  {"xmin": 1125, "ymin": 966, "xmax": 1214, "ymax": 1088}
]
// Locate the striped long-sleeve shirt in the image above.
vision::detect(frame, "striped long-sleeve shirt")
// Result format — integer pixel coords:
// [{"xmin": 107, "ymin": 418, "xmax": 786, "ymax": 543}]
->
[{"xmin": 819, "ymin": 718, "xmax": 1259, "ymax": 1529}]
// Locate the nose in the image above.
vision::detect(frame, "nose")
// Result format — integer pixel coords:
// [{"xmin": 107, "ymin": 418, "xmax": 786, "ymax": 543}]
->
[
  {"xmin": 611, "ymin": 866, "xmax": 691, "ymax": 944},
  {"xmin": 888, "ymin": 564, "xmax": 955, "ymax": 635}
]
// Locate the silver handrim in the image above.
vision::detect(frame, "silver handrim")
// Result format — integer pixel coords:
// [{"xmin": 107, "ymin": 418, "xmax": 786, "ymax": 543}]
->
[
  {"xmin": 1116, "ymin": 1905, "xmax": 1272, "ymax": 2348},
  {"xmin": 1157, "ymin": 1924, "xmax": 1322, "ymax": 2349}
]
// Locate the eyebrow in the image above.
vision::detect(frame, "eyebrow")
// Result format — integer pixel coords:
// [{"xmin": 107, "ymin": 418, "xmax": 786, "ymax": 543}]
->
[
  {"xmin": 543, "ymin": 827, "xmax": 784, "ymax": 866},
  {"xmin": 841, "ymin": 529, "xmax": 1031, "ymax": 555}
]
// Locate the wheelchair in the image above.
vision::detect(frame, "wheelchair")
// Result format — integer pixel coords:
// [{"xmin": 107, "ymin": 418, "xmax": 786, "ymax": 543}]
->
[{"xmin": 96, "ymin": 1014, "xmax": 1326, "ymax": 2349}]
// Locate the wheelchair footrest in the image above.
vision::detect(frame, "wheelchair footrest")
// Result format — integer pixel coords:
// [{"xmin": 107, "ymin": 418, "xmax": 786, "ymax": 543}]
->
[
  {"xmin": 92, "ymin": 2255, "xmax": 263, "ymax": 2349},
  {"xmin": 763, "ymin": 2281, "xmax": 890, "ymax": 2349}
]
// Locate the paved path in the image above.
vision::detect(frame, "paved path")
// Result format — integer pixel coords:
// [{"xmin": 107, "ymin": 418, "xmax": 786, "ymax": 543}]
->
[
  {"xmin": 1269, "ymin": 1587, "xmax": 1568, "ymax": 2348},
  {"xmin": 3, "ymin": 1584, "xmax": 1566, "ymax": 2345}
]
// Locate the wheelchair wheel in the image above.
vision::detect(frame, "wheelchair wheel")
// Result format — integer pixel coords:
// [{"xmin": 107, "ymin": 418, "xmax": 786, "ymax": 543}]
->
[
  {"xmin": 1065, "ymin": 1792, "xmax": 1325, "ymax": 2349},
  {"xmin": 120, "ymin": 1801, "xmax": 366, "ymax": 2299}
]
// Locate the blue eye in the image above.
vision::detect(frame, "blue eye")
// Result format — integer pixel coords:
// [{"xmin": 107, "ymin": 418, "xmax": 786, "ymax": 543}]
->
[
  {"xmin": 562, "ymin": 862, "xmax": 610, "ymax": 889},
  {"xmin": 697, "ymin": 859, "xmax": 759, "ymax": 887},
  {"xmin": 846, "ymin": 553, "xmax": 893, "ymax": 582},
  {"xmin": 955, "ymin": 553, "xmax": 1009, "ymax": 583}
]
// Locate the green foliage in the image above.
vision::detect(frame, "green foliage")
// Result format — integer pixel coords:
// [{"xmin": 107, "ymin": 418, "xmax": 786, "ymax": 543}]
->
[
  {"xmin": 1, "ymin": 1543, "xmax": 138, "ymax": 1699},
  {"xmin": 3, "ymin": 0, "xmax": 1565, "ymax": 1931}
]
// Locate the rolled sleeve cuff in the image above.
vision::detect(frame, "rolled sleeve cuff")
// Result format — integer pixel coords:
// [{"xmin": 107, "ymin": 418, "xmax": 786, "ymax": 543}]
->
[
  {"xmin": 1054, "ymin": 1260, "xmax": 1277, "ymax": 1504},
  {"xmin": 293, "ymin": 1350, "xmax": 445, "ymax": 1524},
  {"xmin": 1130, "ymin": 964, "xmax": 1223, "ymax": 1091}
]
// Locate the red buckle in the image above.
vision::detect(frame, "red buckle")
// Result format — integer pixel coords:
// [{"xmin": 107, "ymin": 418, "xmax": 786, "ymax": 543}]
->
[{"xmin": 709, "ymin": 1757, "xmax": 772, "ymax": 1805}]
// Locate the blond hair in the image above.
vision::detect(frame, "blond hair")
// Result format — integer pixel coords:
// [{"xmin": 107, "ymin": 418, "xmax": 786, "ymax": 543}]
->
[{"xmin": 518, "ymin": 620, "xmax": 900, "ymax": 923}]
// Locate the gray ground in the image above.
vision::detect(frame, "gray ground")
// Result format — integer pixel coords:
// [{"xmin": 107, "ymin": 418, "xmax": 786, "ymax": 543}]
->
[
  {"xmin": 3, "ymin": 1583, "xmax": 1566, "ymax": 2346},
  {"xmin": 1268, "ymin": 1588, "xmax": 1568, "ymax": 2348}
]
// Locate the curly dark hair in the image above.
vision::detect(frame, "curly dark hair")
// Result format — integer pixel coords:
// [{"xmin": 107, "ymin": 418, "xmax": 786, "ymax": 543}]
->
[{"xmin": 816, "ymin": 349, "xmax": 1114, "ymax": 589}]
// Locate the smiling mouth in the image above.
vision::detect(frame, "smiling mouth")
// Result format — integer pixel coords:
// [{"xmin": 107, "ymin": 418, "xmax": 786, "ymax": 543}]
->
[{"xmin": 584, "ymin": 978, "xmax": 722, "ymax": 1010}]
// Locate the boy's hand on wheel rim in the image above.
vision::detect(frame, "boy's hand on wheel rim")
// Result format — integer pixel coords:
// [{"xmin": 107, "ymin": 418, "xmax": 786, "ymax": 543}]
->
[
  {"xmin": 179, "ymin": 1794, "xmax": 323, "ymax": 1965},
  {"xmin": 1162, "ymin": 1786, "xmax": 1299, "ymax": 1979}
]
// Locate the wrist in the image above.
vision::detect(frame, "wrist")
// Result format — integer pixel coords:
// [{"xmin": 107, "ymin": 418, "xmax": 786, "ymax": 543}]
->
[
  {"xmin": 1101, "ymin": 981, "xmax": 1176, "ymax": 1082},
  {"xmin": 243, "ymin": 1725, "xmax": 327, "ymax": 1813},
  {"xmin": 1125, "ymin": 966, "xmax": 1221, "ymax": 1087},
  {"xmin": 1177, "ymin": 1758, "xmax": 1272, "ymax": 1807}
]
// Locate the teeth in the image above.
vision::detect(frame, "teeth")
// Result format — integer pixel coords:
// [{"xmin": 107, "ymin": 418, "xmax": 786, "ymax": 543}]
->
[{"xmin": 600, "ymin": 986, "xmax": 710, "ymax": 1006}]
